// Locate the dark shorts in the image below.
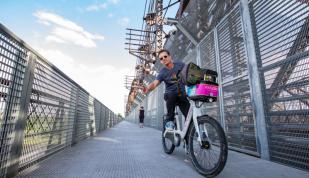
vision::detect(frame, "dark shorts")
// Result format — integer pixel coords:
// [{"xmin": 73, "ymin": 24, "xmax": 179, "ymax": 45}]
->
[{"xmin": 139, "ymin": 117, "xmax": 144, "ymax": 123}]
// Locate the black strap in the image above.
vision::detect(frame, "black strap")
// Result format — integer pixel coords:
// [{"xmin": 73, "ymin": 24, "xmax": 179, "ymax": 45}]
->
[{"xmin": 176, "ymin": 70, "xmax": 182, "ymax": 97}]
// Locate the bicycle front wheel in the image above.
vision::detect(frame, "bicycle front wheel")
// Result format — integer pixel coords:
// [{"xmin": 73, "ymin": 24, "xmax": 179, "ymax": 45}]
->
[
  {"xmin": 188, "ymin": 115, "xmax": 228, "ymax": 177},
  {"xmin": 162, "ymin": 128, "xmax": 175, "ymax": 154},
  {"xmin": 162, "ymin": 118, "xmax": 175, "ymax": 154}
]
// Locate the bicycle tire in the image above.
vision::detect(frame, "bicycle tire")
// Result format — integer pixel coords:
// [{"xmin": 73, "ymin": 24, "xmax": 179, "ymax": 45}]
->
[
  {"xmin": 188, "ymin": 115, "xmax": 228, "ymax": 177},
  {"xmin": 162, "ymin": 128, "xmax": 175, "ymax": 154},
  {"xmin": 161, "ymin": 118, "xmax": 175, "ymax": 154}
]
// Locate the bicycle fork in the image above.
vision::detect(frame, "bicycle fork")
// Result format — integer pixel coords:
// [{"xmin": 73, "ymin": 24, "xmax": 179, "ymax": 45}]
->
[
  {"xmin": 190, "ymin": 101, "xmax": 202, "ymax": 145},
  {"xmin": 191, "ymin": 101, "xmax": 208, "ymax": 146}
]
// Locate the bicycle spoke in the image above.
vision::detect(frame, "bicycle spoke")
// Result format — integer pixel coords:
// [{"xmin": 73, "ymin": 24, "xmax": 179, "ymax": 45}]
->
[
  {"xmin": 198, "ymin": 145, "xmax": 216, "ymax": 169},
  {"xmin": 190, "ymin": 119, "xmax": 226, "ymax": 172}
]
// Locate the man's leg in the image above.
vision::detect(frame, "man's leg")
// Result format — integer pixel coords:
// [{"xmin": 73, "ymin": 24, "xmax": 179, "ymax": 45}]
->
[
  {"xmin": 178, "ymin": 95, "xmax": 190, "ymax": 119},
  {"xmin": 178, "ymin": 95, "xmax": 191, "ymax": 150},
  {"xmin": 164, "ymin": 93, "xmax": 177, "ymax": 122}
]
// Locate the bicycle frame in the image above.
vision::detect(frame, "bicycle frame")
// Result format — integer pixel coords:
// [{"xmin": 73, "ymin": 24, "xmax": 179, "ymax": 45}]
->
[{"xmin": 163, "ymin": 100, "xmax": 205, "ymax": 145}]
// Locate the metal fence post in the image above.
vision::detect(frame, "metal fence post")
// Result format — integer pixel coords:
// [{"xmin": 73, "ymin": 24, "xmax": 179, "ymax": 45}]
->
[
  {"xmin": 240, "ymin": 0, "xmax": 270, "ymax": 160},
  {"xmin": 6, "ymin": 53, "xmax": 36, "ymax": 177},
  {"xmin": 214, "ymin": 27, "xmax": 226, "ymax": 131}
]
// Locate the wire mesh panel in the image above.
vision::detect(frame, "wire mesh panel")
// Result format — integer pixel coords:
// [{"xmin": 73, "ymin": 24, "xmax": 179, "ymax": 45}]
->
[
  {"xmin": 109, "ymin": 110, "xmax": 113, "ymax": 128},
  {"xmin": 134, "ymin": 107, "xmax": 138, "ymax": 124},
  {"xmin": 94, "ymin": 100, "xmax": 102, "ymax": 133},
  {"xmin": 107, "ymin": 110, "xmax": 111, "ymax": 128},
  {"xmin": 157, "ymin": 83, "xmax": 165, "ymax": 131},
  {"xmin": 74, "ymin": 90, "xmax": 91, "ymax": 143},
  {"xmin": 252, "ymin": 0, "xmax": 309, "ymax": 170},
  {"xmin": 182, "ymin": 48, "xmax": 197, "ymax": 64},
  {"xmin": 0, "ymin": 28, "xmax": 28, "ymax": 177},
  {"xmin": 179, "ymin": 0, "xmax": 239, "ymax": 41},
  {"xmin": 146, "ymin": 87, "xmax": 158, "ymax": 129},
  {"xmin": 114, "ymin": 113, "xmax": 117, "ymax": 126},
  {"xmin": 101, "ymin": 105, "xmax": 107, "ymax": 130},
  {"xmin": 164, "ymin": 32, "xmax": 193, "ymax": 62},
  {"xmin": 199, "ymin": 32, "xmax": 216, "ymax": 71},
  {"xmin": 0, "ymin": 23, "xmax": 120, "ymax": 177},
  {"xmin": 111, "ymin": 113, "xmax": 114, "ymax": 127},
  {"xmin": 199, "ymin": 32, "xmax": 221, "ymax": 120},
  {"xmin": 217, "ymin": 6, "xmax": 257, "ymax": 153},
  {"xmin": 89, "ymin": 96, "xmax": 95, "ymax": 135},
  {"xmin": 20, "ymin": 57, "xmax": 77, "ymax": 169}
]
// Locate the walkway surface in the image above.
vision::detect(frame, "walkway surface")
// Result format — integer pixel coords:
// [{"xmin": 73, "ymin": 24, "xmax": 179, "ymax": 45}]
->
[{"xmin": 16, "ymin": 121, "xmax": 309, "ymax": 178}]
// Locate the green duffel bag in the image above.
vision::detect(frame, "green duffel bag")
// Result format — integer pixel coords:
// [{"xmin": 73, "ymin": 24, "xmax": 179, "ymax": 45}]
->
[
  {"xmin": 180, "ymin": 62, "xmax": 218, "ymax": 86},
  {"xmin": 180, "ymin": 62, "xmax": 203, "ymax": 85}
]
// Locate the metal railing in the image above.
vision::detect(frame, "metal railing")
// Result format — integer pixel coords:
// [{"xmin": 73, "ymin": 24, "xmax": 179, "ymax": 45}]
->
[
  {"xmin": 0, "ymin": 23, "xmax": 122, "ymax": 178},
  {"xmin": 125, "ymin": 0, "xmax": 309, "ymax": 171}
]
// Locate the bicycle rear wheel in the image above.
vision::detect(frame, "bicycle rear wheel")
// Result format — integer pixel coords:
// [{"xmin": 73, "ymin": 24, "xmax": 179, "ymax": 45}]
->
[{"xmin": 188, "ymin": 115, "xmax": 228, "ymax": 177}]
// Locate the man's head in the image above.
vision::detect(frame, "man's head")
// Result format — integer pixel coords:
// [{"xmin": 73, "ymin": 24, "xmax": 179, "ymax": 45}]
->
[
  {"xmin": 140, "ymin": 106, "xmax": 144, "ymax": 109},
  {"xmin": 158, "ymin": 49, "xmax": 172, "ymax": 66}
]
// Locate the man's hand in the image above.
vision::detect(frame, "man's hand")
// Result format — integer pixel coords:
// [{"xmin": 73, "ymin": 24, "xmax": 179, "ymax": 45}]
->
[{"xmin": 143, "ymin": 86, "xmax": 149, "ymax": 94}]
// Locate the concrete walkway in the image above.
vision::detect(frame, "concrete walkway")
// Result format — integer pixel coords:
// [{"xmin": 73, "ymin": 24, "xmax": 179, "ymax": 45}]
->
[{"xmin": 16, "ymin": 121, "xmax": 308, "ymax": 178}]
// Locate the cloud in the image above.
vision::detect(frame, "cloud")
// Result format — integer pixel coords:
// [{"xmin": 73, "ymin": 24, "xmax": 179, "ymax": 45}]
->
[
  {"xmin": 118, "ymin": 17, "xmax": 130, "ymax": 26},
  {"xmin": 108, "ymin": 13, "xmax": 113, "ymax": 18},
  {"xmin": 34, "ymin": 11, "xmax": 104, "ymax": 48},
  {"xmin": 108, "ymin": 0, "xmax": 120, "ymax": 4},
  {"xmin": 33, "ymin": 47, "xmax": 133, "ymax": 115},
  {"xmin": 46, "ymin": 35, "xmax": 67, "ymax": 44},
  {"xmin": 86, "ymin": 3, "xmax": 107, "ymax": 11}
]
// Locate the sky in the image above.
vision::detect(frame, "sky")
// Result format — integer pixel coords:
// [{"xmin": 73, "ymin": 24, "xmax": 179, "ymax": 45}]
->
[{"xmin": 0, "ymin": 0, "xmax": 152, "ymax": 115}]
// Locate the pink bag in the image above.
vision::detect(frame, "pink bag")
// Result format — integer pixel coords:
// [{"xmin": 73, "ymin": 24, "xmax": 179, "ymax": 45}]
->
[{"xmin": 186, "ymin": 83, "xmax": 218, "ymax": 102}]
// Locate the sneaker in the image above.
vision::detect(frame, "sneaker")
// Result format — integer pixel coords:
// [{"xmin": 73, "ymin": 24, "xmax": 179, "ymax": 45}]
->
[{"xmin": 165, "ymin": 121, "xmax": 175, "ymax": 130}]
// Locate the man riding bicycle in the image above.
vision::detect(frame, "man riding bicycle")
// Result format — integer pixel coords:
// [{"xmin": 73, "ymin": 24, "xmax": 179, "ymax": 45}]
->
[
  {"xmin": 144, "ymin": 50, "xmax": 228, "ymax": 177},
  {"xmin": 143, "ymin": 49, "xmax": 190, "ymax": 130}
]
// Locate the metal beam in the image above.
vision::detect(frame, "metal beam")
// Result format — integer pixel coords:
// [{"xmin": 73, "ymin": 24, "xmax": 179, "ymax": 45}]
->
[
  {"xmin": 214, "ymin": 27, "xmax": 226, "ymax": 131},
  {"xmin": 166, "ymin": 18, "xmax": 198, "ymax": 46},
  {"xmin": 240, "ymin": 0, "xmax": 270, "ymax": 160}
]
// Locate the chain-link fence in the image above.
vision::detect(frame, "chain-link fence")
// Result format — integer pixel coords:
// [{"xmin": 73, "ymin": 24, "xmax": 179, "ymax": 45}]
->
[
  {"xmin": 125, "ymin": 0, "xmax": 309, "ymax": 171},
  {"xmin": 0, "ymin": 23, "xmax": 122, "ymax": 178}
]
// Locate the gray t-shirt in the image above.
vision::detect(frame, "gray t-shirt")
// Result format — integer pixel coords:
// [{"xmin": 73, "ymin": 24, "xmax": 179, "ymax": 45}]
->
[{"xmin": 156, "ymin": 61, "xmax": 186, "ymax": 95}]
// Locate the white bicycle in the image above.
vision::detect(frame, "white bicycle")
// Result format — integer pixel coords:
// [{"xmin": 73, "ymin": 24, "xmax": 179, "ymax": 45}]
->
[{"xmin": 162, "ymin": 98, "xmax": 228, "ymax": 177}]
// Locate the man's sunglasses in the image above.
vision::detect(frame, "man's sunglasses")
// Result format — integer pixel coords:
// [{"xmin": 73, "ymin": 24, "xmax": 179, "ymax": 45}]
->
[{"xmin": 159, "ymin": 55, "xmax": 168, "ymax": 60}]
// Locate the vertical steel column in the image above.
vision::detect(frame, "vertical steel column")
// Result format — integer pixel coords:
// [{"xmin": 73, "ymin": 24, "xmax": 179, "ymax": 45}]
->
[
  {"xmin": 214, "ymin": 27, "xmax": 226, "ymax": 131},
  {"xmin": 240, "ymin": 0, "xmax": 269, "ymax": 160},
  {"xmin": 196, "ymin": 45, "xmax": 201, "ymax": 65},
  {"xmin": 6, "ymin": 53, "xmax": 36, "ymax": 177}
]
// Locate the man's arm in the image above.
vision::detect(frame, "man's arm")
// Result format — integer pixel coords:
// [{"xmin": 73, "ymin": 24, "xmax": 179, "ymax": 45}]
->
[{"xmin": 144, "ymin": 80, "xmax": 160, "ymax": 94}]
